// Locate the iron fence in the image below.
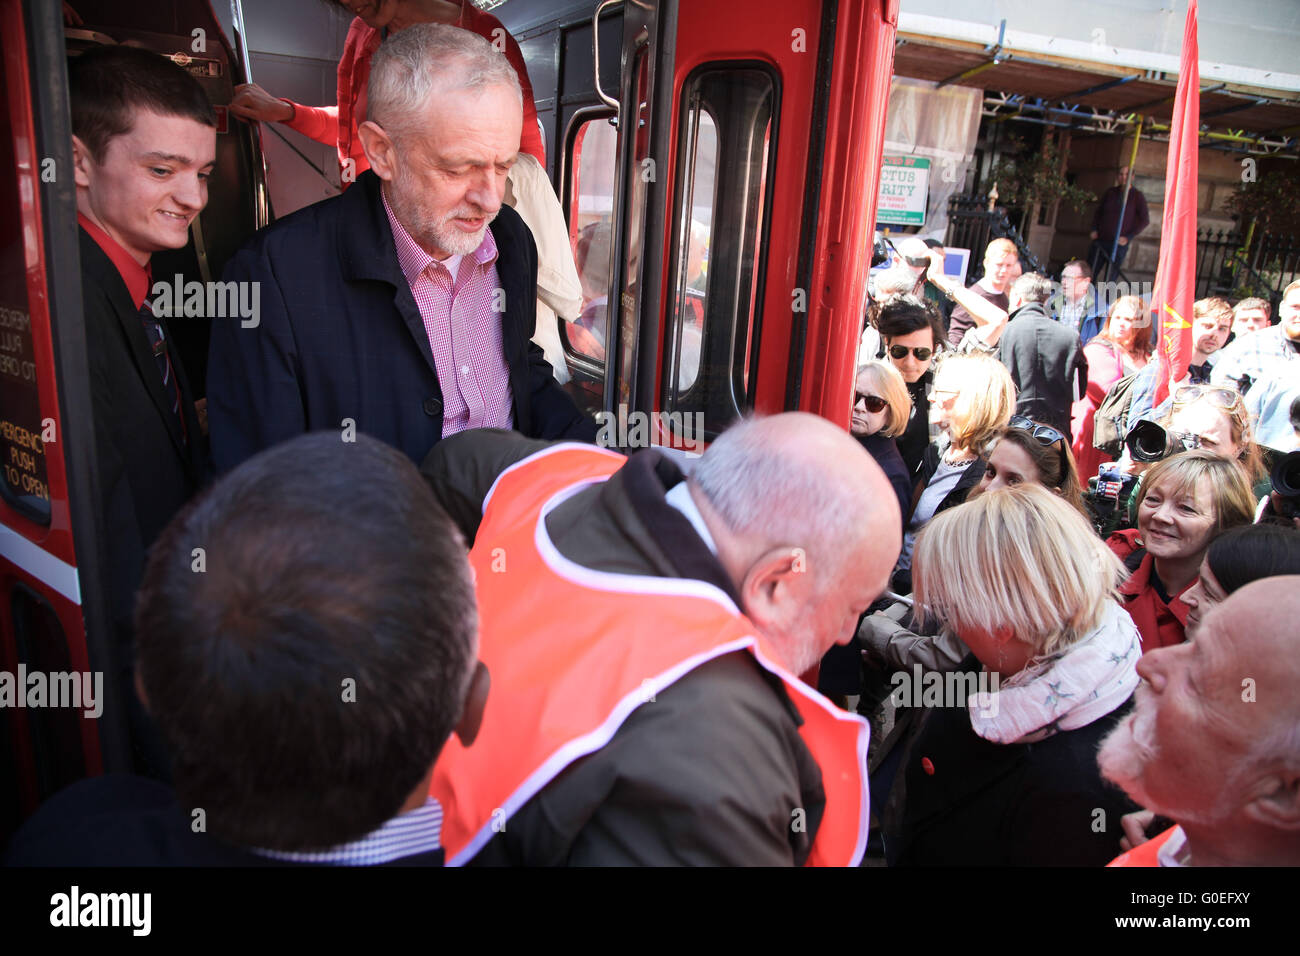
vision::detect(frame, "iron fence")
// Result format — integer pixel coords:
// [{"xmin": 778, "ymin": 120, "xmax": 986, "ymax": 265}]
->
[
  {"xmin": 945, "ymin": 196, "xmax": 1046, "ymax": 282},
  {"xmin": 1195, "ymin": 228, "xmax": 1300, "ymax": 308}
]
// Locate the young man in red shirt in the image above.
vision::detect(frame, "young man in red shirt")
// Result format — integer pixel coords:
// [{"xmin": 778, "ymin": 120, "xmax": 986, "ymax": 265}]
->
[{"xmin": 71, "ymin": 45, "xmax": 216, "ymax": 775}]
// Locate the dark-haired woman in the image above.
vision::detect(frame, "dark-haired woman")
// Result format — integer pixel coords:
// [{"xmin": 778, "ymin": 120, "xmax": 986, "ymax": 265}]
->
[{"xmin": 1183, "ymin": 522, "xmax": 1300, "ymax": 639}]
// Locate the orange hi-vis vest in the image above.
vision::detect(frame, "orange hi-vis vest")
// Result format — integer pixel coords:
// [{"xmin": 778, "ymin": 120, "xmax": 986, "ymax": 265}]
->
[
  {"xmin": 431, "ymin": 443, "xmax": 871, "ymax": 866},
  {"xmin": 1107, "ymin": 826, "xmax": 1181, "ymax": 867}
]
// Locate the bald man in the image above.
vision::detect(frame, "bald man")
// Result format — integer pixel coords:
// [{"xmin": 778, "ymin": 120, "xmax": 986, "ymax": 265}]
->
[
  {"xmin": 1099, "ymin": 576, "xmax": 1300, "ymax": 866},
  {"xmin": 420, "ymin": 415, "xmax": 901, "ymax": 865}
]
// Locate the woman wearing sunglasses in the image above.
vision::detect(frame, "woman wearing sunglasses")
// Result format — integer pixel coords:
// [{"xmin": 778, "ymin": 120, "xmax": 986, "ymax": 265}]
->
[
  {"xmin": 1157, "ymin": 384, "xmax": 1266, "ymax": 486},
  {"xmin": 968, "ymin": 416, "xmax": 1088, "ymax": 517},
  {"xmin": 874, "ymin": 297, "xmax": 947, "ymax": 477},
  {"xmin": 1072, "ymin": 295, "xmax": 1153, "ymax": 480},
  {"xmin": 892, "ymin": 353, "xmax": 1015, "ymax": 594},
  {"xmin": 850, "ymin": 361, "xmax": 914, "ymax": 528}
]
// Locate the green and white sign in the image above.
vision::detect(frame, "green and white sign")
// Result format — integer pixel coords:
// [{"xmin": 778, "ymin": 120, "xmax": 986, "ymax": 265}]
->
[{"xmin": 877, "ymin": 156, "xmax": 930, "ymax": 227}]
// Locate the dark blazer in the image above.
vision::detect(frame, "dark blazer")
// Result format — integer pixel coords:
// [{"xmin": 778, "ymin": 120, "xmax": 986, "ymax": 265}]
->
[
  {"xmin": 856, "ymin": 431, "xmax": 912, "ymax": 531},
  {"xmin": 888, "ymin": 658, "xmax": 1138, "ymax": 866},
  {"xmin": 206, "ymin": 170, "xmax": 595, "ymax": 472},
  {"xmin": 81, "ymin": 229, "xmax": 206, "ymax": 773},
  {"xmin": 996, "ymin": 301, "xmax": 1087, "ymax": 434},
  {"xmin": 3, "ymin": 776, "xmax": 443, "ymax": 866}
]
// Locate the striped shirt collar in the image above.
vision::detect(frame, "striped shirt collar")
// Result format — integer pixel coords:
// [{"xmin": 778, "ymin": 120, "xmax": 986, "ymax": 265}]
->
[
  {"xmin": 381, "ymin": 188, "xmax": 498, "ymax": 288},
  {"xmin": 249, "ymin": 797, "xmax": 443, "ymax": 866}
]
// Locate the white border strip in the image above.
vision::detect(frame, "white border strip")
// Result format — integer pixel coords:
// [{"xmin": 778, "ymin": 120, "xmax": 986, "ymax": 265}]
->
[{"xmin": 0, "ymin": 525, "xmax": 81, "ymax": 605}]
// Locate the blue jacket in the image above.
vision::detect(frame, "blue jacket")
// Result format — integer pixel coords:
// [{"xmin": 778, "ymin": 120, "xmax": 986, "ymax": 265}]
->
[{"xmin": 207, "ymin": 170, "xmax": 594, "ymax": 472}]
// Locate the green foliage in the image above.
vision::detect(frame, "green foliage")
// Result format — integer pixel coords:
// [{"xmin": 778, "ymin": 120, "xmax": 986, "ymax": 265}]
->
[
  {"xmin": 989, "ymin": 135, "xmax": 1096, "ymax": 214},
  {"xmin": 1225, "ymin": 169, "xmax": 1300, "ymax": 239}
]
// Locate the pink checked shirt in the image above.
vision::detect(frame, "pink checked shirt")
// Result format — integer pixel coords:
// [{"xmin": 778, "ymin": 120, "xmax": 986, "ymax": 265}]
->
[{"xmin": 383, "ymin": 193, "xmax": 515, "ymax": 438}]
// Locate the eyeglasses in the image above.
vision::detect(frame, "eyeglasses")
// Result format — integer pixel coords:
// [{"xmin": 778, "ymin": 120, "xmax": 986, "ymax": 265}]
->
[
  {"xmin": 1008, "ymin": 415, "xmax": 1065, "ymax": 446},
  {"xmin": 903, "ymin": 256, "xmax": 930, "ymax": 269},
  {"xmin": 889, "ymin": 345, "xmax": 934, "ymax": 362},
  {"xmin": 1173, "ymin": 385, "xmax": 1241, "ymax": 410},
  {"xmin": 854, "ymin": 393, "xmax": 889, "ymax": 413}
]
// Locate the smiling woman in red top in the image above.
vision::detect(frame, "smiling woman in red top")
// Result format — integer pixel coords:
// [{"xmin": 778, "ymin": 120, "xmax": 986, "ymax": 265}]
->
[{"xmin": 1106, "ymin": 451, "xmax": 1255, "ymax": 651}]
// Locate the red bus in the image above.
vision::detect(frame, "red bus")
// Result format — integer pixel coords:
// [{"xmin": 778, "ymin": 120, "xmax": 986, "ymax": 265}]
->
[{"xmin": 0, "ymin": 0, "xmax": 898, "ymax": 842}]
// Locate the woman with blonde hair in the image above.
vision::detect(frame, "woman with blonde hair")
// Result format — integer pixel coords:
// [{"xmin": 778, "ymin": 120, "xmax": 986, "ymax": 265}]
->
[
  {"xmin": 850, "ymin": 360, "xmax": 913, "ymax": 527},
  {"xmin": 1072, "ymin": 295, "xmax": 1153, "ymax": 478},
  {"xmin": 1107, "ymin": 450, "xmax": 1256, "ymax": 651},
  {"xmin": 892, "ymin": 352, "xmax": 1015, "ymax": 592},
  {"xmin": 888, "ymin": 484, "xmax": 1142, "ymax": 866}
]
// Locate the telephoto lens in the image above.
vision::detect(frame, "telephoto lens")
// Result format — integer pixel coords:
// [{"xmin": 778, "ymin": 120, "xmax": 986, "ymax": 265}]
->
[
  {"xmin": 1271, "ymin": 450, "xmax": 1300, "ymax": 519},
  {"xmin": 1125, "ymin": 420, "xmax": 1171, "ymax": 463}
]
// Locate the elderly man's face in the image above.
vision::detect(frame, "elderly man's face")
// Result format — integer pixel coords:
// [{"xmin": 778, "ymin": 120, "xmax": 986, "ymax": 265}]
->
[
  {"xmin": 1098, "ymin": 603, "xmax": 1256, "ymax": 824},
  {"xmin": 384, "ymin": 83, "xmax": 522, "ymax": 260}
]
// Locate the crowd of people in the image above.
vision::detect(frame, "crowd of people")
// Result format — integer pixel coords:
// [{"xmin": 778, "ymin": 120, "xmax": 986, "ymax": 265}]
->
[
  {"xmin": 5, "ymin": 2, "xmax": 1299, "ymax": 869},
  {"xmin": 852, "ymin": 233, "xmax": 1300, "ymax": 866}
]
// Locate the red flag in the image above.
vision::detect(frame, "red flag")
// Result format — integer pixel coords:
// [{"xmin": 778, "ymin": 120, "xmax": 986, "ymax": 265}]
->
[{"xmin": 1150, "ymin": 0, "xmax": 1200, "ymax": 407}]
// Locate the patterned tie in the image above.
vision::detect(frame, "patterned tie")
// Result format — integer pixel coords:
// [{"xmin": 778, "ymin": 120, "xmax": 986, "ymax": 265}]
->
[{"xmin": 139, "ymin": 299, "xmax": 186, "ymax": 444}]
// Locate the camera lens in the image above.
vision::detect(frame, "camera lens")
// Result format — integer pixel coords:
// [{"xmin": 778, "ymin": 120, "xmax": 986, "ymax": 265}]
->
[
  {"xmin": 1272, "ymin": 450, "xmax": 1300, "ymax": 498},
  {"xmin": 1125, "ymin": 420, "xmax": 1170, "ymax": 463}
]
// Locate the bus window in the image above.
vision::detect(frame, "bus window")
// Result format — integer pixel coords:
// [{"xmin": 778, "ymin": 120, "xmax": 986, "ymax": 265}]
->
[
  {"xmin": 0, "ymin": 76, "xmax": 51, "ymax": 525},
  {"xmin": 562, "ymin": 111, "xmax": 617, "ymax": 415},
  {"xmin": 664, "ymin": 66, "xmax": 776, "ymax": 436},
  {"xmin": 668, "ymin": 110, "xmax": 716, "ymax": 395}
]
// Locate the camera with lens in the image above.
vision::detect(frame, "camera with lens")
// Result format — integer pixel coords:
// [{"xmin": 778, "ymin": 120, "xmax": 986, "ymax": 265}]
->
[
  {"xmin": 1263, "ymin": 449, "xmax": 1300, "ymax": 522},
  {"xmin": 1124, "ymin": 420, "xmax": 1201, "ymax": 463}
]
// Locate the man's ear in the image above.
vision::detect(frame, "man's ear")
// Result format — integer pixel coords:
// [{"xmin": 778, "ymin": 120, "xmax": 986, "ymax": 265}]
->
[
  {"xmin": 454, "ymin": 660, "xmax": 490, "ymax": 748},
  {"xmin": 72, "ymin": 135, "xmax": 94, "ymax": 189},
  {"xmin": 738, "ymin": 546, "xmax": 809, "ymax": 633},
  {"xmin": 133, "ymin": 669, "xmax": 150, "ymax": 713},
  {"xmin": 1243, "ymin": 769, "xmax": 1300, "ymax": 832},
  {"xmin": 357, "ymin": 120, "xmax": 396, "ymax": 182}
]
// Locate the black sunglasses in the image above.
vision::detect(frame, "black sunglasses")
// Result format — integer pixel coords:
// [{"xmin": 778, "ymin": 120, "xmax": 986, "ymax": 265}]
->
[
  {"xmin": 1008, "ymin": 415, "xmax": 1065, "ymax": 446},
  {"xmin": 854, "ymin": 392, "xmax": 889, "ymax": 413},
  {"xmin": 888, "ymin": 345, "xmax": 934, "ymax": 361}
]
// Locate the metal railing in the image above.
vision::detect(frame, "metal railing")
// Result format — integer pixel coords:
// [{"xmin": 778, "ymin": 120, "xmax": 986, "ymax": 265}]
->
[
  {"xmin": 1195, "ymin": 228, "xmax": 1300, "ymax": 307},
  {"xmin": 944, "ymin": 196, "xmax": 1046, "ymax": 281}
]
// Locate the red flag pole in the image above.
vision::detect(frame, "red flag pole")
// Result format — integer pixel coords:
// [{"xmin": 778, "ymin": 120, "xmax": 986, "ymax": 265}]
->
[{"xmin": 1150, "ymin": 0, "xmax": 1200, "ymax": 408}]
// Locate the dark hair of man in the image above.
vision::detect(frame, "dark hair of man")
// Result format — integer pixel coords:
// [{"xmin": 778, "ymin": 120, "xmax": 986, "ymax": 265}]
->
[
  {"xmin": 1063, "ymin": 259, "xmax": 1091, "ymax": 280},
  {"xmin": 1206, "ymin": 523, "xmax": 1300, "ymax": 596},
  {"xmin": 873, "ymin": 294, "xmax": 945, "ymax": 347},
  {"xmin": 70, "ymin": 46, "xmax": 217, "ymax": 163},
  {"xmin": 135, "ymin": 432, "xmax": 477, "ymax": 852}
]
